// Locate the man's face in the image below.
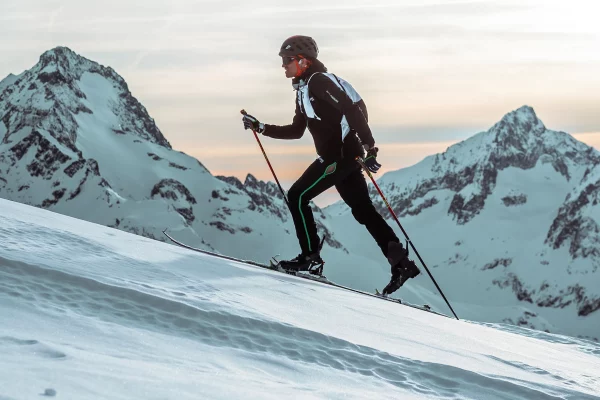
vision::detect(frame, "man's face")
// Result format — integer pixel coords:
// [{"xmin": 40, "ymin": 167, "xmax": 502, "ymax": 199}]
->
[{"xmin": 282, "ymin": 56, "xmax": 299, "ymax": 78}]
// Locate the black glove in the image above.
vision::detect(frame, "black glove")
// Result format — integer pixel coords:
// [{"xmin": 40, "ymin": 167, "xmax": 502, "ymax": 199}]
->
[
  {"xmin": 242, "ymin": 113, "xmax": 265, "ymax": 134},
  {"xmin": 364, "ymin": 146, "xmax": 381, "ymax": 173}
]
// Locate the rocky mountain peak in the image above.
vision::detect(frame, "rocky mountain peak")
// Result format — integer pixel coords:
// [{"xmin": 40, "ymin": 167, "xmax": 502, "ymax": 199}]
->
[
  {"xmin": 497, "ymin": 105, "xmax": 544, "ymax": 132},
  {"xmin": 371, "ymin": 106, "xmax": 598, "ymax": 226},
  {"xmin": 489, "ymin": 105, "xmax": 546, "ymax": 155},
  {"xmin": 34, "ymin": 47, "xmax": 125, "ymax": 89},
  {"xmin": 38, "ymin": 46, "xmax": 81, "ymax": 72},
  {"xmin": 0, "ymin": 46, "xmax": 170, "ymax": 149}
]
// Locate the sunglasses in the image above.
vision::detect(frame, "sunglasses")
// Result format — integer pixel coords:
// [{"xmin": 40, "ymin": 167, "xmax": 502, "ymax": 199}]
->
[{"xmin": 281, "ymin": 56, "xmax": 298, "ymax": 65}]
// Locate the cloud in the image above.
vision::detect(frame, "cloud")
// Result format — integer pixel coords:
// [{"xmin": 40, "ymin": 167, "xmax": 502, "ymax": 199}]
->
[{"xmin": 1, "ymin": 0, "xmax": 598, "ymax": 200}]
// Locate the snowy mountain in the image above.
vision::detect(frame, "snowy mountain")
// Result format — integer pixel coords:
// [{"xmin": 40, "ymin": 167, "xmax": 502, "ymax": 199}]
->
[
  {"xmin": 0, "ymin": 46, "xmax": 347, "ymax": 270},
  {"xmin": 1, "ymin": 198, "xmax": 600, "ymax": 399},
  {"xmin": 326, "ymin": 106, "xmax": 600, "ymax": 340}
]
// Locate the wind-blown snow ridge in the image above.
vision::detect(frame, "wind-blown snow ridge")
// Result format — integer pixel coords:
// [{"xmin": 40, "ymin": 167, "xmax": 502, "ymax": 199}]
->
[
  {"xmin": 2, "ymin": 258, "xmax": 555, "ymax": 397},
  {"xmin": 1, "ymin": 198, "xmax": 599, "ymax": 399}
]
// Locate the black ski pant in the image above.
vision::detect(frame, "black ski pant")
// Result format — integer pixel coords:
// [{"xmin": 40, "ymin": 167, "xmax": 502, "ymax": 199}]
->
[{"xmin": 287, "ymin": 156, "xmax": 399, "ymax": 257}]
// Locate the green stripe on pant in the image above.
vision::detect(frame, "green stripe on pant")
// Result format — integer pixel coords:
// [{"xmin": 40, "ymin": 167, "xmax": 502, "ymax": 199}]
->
[{"xmin": 298, "ymin": 162, "xmax": 336, "ymax": 253}]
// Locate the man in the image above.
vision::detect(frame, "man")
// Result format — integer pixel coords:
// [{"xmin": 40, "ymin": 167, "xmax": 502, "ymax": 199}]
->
[{"xmin": 241, "ymin": 35, "xmax": 420, "ymax": 295}]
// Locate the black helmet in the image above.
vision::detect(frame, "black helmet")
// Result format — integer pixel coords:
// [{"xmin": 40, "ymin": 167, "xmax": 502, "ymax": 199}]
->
[{"xmin": 279, "ymin": 35, "xmax": 319, "ymax": 59}]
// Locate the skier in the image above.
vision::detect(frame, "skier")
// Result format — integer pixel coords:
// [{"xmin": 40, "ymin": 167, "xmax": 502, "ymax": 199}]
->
[{"xmin": 241, "ymin": 35, "xmax": 420, "ymax": 295}]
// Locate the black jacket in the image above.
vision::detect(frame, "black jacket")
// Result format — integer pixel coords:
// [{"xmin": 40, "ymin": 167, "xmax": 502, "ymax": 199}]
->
[{"xmin": 263, "ymin": 64, "xmax": 375, "ymax": 162}]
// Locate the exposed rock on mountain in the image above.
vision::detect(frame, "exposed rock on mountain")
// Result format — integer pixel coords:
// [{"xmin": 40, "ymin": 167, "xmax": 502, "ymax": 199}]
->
[{"xmin": 546, "ymin": 165, "xmax": 600, "ymax": 261}]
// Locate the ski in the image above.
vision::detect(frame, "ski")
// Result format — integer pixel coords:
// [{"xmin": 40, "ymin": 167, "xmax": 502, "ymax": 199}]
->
[
  {"xmin": 375, "ymin": 289, "xmax": 432, "ymax": 311},
  {"xmin": 162, "ymin": 230, "xmax": 450, "ymax": 318},
  {"xmin": 162, "ymin": 229, "xmax": 273, "ymax": 269}
]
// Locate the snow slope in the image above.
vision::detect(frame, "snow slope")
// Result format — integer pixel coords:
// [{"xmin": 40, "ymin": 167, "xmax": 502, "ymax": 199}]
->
[{"xmin": 1, "ymin": 198, "xmax": 599, "ymax": 399}]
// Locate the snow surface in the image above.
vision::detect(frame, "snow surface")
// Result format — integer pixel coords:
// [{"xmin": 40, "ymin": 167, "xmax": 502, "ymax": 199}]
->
[{"xmin": 1, "ymin": 198, "xmax": 599, "ymax": 399}]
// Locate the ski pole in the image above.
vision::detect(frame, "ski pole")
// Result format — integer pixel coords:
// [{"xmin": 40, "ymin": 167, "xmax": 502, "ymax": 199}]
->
[
  {"xmin": 356, "ymin": 157, "xmax": 459, "ymax": 320},
  {"xmin": 241, "ymin": 109, "xmax": 289, "ymax": 208}
]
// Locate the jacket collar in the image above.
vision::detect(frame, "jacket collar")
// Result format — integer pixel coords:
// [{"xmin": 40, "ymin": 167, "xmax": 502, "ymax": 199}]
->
[
  {"xmin": 292, "ymin": 75, "xmax": 312, "ymax": 90},
  {"xmin": 291, "ymin": 60, "xmax": 327, "ymax": 90}
]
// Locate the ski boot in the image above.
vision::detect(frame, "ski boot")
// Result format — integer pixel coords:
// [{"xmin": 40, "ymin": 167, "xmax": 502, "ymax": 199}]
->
[
  {"xmin": 382, "ymin": 241, "xmax": 420, "ymax": 295},
  {"xmin": 276, "ymin": 237, "xmax": 326, "ymax": 276},
  {"xmin": 278, "ymin": 252, "xmax": 325, "ymax": 276}
]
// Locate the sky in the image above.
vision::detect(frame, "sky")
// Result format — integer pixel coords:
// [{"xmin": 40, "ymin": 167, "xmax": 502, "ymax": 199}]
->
[{"xmin": 1, "ymin": 0, "xmax": 600, "ymax": 206}]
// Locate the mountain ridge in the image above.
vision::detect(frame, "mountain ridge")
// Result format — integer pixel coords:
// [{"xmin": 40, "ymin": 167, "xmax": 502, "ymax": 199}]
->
[{"xmin": 324, "ymin": 106, "xmax": 600, "ymax": 339}]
